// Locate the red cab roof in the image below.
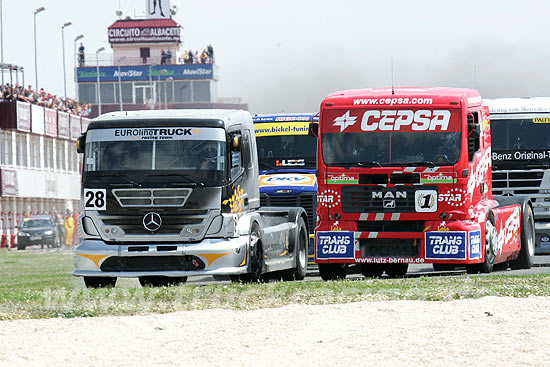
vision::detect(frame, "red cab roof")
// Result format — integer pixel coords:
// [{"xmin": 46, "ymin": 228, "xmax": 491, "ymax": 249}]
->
[{"xmin": 322, "ymin": 87, "xmax": 482, "ymax": 108}]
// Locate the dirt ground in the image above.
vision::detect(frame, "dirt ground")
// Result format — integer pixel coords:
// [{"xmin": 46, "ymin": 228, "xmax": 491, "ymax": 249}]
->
[{"xmin": 0, "ymin": 296, "xmax": 548, "ymax": 367}]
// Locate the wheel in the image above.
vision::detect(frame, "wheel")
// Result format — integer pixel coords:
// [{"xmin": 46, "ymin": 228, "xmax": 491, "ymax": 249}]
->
[
  {"xmin": 17, "ymin": 244, "xmax": 25, "ymax": 250},
  {"xmin": 466, "ymin": 218, "xmax": 496, "ymax": 274},
  {"xmin": 281, "ymin": 217, "xmax": 308, "ymax": 281},
  {"xmin": 360, "ymin": 263, "xmax": 384, "ymax": 278},
  {"xmin": 239, "ymin": 222, "xmax": 264, "ymax": 283},
  {"xmin": 384, "ymin": 263, "xmax": 409, "ymax": 278},
  {"xmin": 510, "ymin": 204, "xmax": 535, "ymax": 270},
  {"xmin": 432, "ymin": 263, "xmax": 455, "ymax": 271},
  {"xmin": 84, "ymin": 277, "xmax": 117, "ymax": 288},
  {"xmin": 318, "ymin": 263, "xmax": 347, "ymax": 281},
  {"xmin": 138, "ymin": 276, "xmax": 187, "ymax": 287}
]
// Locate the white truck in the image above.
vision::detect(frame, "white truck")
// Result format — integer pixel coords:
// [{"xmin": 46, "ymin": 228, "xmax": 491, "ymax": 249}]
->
[
  {"xmin": 73, "ymin": 109, "xmax": 308, "ymax": 287},
  {"xmin": 486, "ymin": 97, "xmax": 550, "ymax": 254}
]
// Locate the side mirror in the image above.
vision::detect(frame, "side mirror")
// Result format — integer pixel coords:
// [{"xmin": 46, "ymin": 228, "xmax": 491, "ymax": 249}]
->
[
  {"xmin": 76, "ymin": 134, "xmax": 86, "ymax": 154},
  {"xmin": 308, "ymin": 122, "xmax": 318, "ymax": 138},
  {"xmin": 230, "ymin": 135, "xmax": 241, "ymax": 151}
]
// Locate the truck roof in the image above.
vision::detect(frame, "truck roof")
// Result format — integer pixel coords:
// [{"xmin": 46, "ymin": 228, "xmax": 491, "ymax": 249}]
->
[
  {"xmin": 322, "ymin": 87, "xmax": 482, "ymax": 108},
  {"xmin": 252, "ymin": 113, "xmax": 319, "ymax": 123},
  {"xmin": 88, "ymin": 109, "xmax": 252, "ymax": 131},
  {"xmin": 484, "ymin": 97, "xmax": 550, "ymax": 114}
]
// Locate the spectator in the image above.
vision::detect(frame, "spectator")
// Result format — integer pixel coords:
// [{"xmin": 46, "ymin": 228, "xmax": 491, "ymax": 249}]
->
[
  {"xmin": 200, "ymin": 50, "xmax": 208, "ymax": 63},
  {"xmin": 161, "ymin": 50, "xmax": 167, "ymax": 65},
  {"xmin": 63, "ymin": 209, "xmax": 74, "ymax": 247},
  {"xmin": 207, "ymin": 44, "xmax": 214, "ymax": 63},
  {"xmin": 188, "ymin": 50, "xmax": 194, "ymax": 64},
  {"xmin": 78, "ymin": 43, "xmax": 85, "ymax": 67},
  {"xmin": 166, "ymin": 49, "xmax": 172, "ymax": 64},
  {"xmin": 72, "ymin": 211, "xmax": 79, "ymax": 246}
]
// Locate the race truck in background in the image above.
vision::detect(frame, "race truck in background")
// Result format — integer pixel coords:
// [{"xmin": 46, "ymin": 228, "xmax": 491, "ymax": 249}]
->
[
  {"xmin": 485, "ymin": 98, "xmax": 550, "ymax": 254},
  {"xmin": 73, "ymin": 109, "xmax": 308, "ymax": 287},
  {"xmin": 311, "ymin": 87, "xmax": 535, "ymax": 280},
  {"xmin": 253, "ymin": 113, "xmax": 318, "ymax": 263}
]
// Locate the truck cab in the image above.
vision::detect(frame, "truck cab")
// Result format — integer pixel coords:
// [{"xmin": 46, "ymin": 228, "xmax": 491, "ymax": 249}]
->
[
  {"xmin": 74, "ymin": 109, "xmax": 308, "ymax": 287},
  {"xmin": 313, "ymin": 88, "xmax": 535, "ymax": 280},
  {"xmin": 253, "ymin": 113, "xmax": 318, "ymax": 263}
]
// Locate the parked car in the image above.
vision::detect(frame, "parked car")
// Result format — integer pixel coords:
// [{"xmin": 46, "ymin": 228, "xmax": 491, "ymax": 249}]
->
[{"xmin": 16, "ymin": 216, "xmax": 59, "ymax": 250}]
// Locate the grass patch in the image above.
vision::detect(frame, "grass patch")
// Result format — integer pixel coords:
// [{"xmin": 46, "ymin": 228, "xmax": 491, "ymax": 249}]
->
[{"xmin": 1, "ymin": 251, "xmax": 549, "ymax": 320}]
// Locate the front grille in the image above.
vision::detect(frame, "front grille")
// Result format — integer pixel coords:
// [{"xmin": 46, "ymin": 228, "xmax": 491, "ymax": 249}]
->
[
  {"xmin": 342, "ymin": 186, "xmax": 437, "ymax": 213},
  {"xmin": 358, "ymin": 220, "xmax": 425, "ymax": 232},
  {"xmin": 98, "ymin": 210, "xmax": 209, "ymax": 235},
  {"xmin": 360, "ymin": 238, "xmax": 419, "ymax": 257},
  {"xmin": 100, "ymin": 255, "xmax": 205, "ymax": 272},
  {"xmin": 492, "ymin": 170, "xmax": 544, "ymax": 195},
  {"xmin": 261, "ymin": 193, "xmax": 316, "ymax": 233},
  {"xmin": 112, "ymin": 188, "xmax": 193, "ymax": 208}
]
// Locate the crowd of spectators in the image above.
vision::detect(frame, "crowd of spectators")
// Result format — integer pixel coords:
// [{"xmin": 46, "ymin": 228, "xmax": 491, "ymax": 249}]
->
[
  {"xmin": 183, "ymin": 44, "xmax": 215, "ymax": 64},
  {"xmin": 0, "ymin": 83, "xmax": 91, "ymax": 117}
]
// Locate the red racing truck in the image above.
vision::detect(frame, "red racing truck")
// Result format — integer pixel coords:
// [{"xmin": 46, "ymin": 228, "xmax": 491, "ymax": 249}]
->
[{"xmin": 311, "ymin": 87, "xmax": 535, "ymax": 280}]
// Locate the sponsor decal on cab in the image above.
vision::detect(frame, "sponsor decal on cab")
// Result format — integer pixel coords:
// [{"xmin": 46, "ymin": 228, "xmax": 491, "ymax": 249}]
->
[
  {"xmin": 258, "ymin": 173, "xmax": 316, "ymax": 187},
  {"xmin": 425, "ymin": 231, "xmax": 467, "ymax": 260},
  {"xmin": 325, "ymin": 172, "xmax": 358, "ymax": 184},
  {"xmin": 316, "ymin": 231, "xmax": 355, "ymax": 260},
  {"xmin": 318, "ymin": 189, "xmax": 341, "ymax": 209},
  {"xmin": 469, "ymin": 230, "xmax": 482, "ymax": 259},
  {"xmin": 421, "ymin": 173, "xmax": 456, "ymax": 184},
  {"xmin": 330, "ymin": 109, "xmax": 458, "ymax": 133}
]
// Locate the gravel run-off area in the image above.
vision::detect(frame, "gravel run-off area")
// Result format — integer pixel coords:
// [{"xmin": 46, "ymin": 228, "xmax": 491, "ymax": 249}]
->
[{"xmin": 1, "ymin": 296, "xmax": 548, "ymax": 367}]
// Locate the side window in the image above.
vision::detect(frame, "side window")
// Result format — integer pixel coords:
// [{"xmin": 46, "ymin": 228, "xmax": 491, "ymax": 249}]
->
[
  {"xmin": 467, "ymin": 111, "xmax": 480, "ymax": 162},
  {"xmin": 242, "ymin": 130, "xmax": 253, "ymax": 169},
  {"xmin": 229, "ymin": 131, "xmax": 242, "ymax": 180}
]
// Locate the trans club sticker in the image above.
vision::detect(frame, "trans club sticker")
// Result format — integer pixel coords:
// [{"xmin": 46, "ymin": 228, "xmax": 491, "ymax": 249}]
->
[
  {"xmin": 425, "ymin": 231, "xmax": 467, "ymax": 260},
  {"xmin": 316, "ymin": 231, "xmax": 355, "ymax": 260}
]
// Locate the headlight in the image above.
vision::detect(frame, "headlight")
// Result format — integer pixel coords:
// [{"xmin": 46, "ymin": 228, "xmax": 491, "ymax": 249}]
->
[{"xmin": 44, "ymin": 230, "xmax": 53, "ymax": 236}]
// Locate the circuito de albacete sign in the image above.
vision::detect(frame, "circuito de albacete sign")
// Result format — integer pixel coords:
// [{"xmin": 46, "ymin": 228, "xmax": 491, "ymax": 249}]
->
[{"xmin": 108, "ymin": 26, "xmax": 181, "ymax": 43}]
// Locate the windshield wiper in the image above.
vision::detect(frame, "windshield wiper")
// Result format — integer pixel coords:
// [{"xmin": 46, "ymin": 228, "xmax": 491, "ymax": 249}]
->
[
  {"xmin": 357, "ymin": 161, "xmax": 383, "ymax": 167},
  {"xmin": 147, "ymin": 173, "xmax": 205, "ymax": 187},
  {"xmin": 93, "ymin": 173, "xmax": 142, "ymax": 187},
  {"xmin": 407, "ymin": 161, "xmax": 436, "ymax": 168}
]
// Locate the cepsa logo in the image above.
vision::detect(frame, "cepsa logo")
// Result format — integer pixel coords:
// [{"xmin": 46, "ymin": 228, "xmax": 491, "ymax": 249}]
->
[
  {"xmin": 425, "ymin": 231, "xmax": 467, "ymax": 260},
  {"xmin": 316, "ymin": 231, "xmax": 355, "ymax": 259},
  {"xmin": 497, "ymin": 206, "xmax": 520, "ymax": 254},
  {"xmin": 332, "ymin": 110, "xmax": 452, "ymax": 133},
  {"xmin": 258, "ymin": 174, "xmax": 316, "ymax": 187}
]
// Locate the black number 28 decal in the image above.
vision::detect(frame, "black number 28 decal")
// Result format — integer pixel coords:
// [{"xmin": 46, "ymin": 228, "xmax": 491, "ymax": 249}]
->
[{"xmin": 84, "ymin": 189, "xmax": 107, "ymax": 210}]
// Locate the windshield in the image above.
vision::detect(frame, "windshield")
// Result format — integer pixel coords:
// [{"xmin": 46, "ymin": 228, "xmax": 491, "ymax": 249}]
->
[
  {"xmin": 491, "ymin": 117, "xmax": 550, "ymax": 166},
  {"xmin": 321, "ymin": 108, "xmax": 461, "ymax": 167},
  {"xmin": 21, "ymin": 219, "xmax": 52, "ymax": 228},
  {"xmin": 84, "ymin": 127, "xmax": 227, "ymax": 185},
  {"xmin": 256, "ymin": 135, "xmax": 317, "ymax": 169}
]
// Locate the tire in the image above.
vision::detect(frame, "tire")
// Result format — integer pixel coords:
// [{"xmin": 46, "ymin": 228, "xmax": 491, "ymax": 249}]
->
[
  {"xmin": 138, "ymin": 276, "xmax": 187, "ymax": 287},
  {"xmin": 510, "ymin": 204, "xmax": 535, "ymax": 270},
  {"xmin": 385, "ymin": 263, "xmax": 409, "ymax": 278},
  {"xmin": 466, "ymin": 218, "xmax": 496, "ymax": 274},
  {"xmin": 360, "ymin": 263, "xmax": 384, "ymax": 278},
  {"xmin": 17, "ymin": 244, "xmax": 25, "ymax": 250},
  {"xmin": 318, "ymin": 263, "xmax": 347, "ymax": 281},
  {"xmin": 84, "ymin": 277, "xmax": 117, "ymax": 288},
  {"xmin": 281, "ymin": 217, "xmax": 308, "ymax": 281},
  {"xmin": 239, "ymin": 222, "xmax": 264, "ymax": 283}
]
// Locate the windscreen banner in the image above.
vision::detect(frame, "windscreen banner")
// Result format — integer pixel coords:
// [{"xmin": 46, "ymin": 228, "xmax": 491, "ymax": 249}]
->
[
  {"xmin": 16, "ymin": 101, "xmax": 30, "ymax": 132},
  {"xmin": 86, "ymin": 127, "xmax": 226, "ymax": 142},
  {"xmin": 31, "ymin": 104, "xmax": 45, "ymax": 135},
  {"xmin": 323, "ymin": 108, "xmax": 460, "ymax": 134},
  {"xmin": 58, "ymin": 112, "xmax": 70, "ymax": 139},
  {"xmin": 254, "ymin": 122, "xmax": 310, "ymax": 137},
  {"xmin": 44, "ymin": 108, "xmax": 58, "ymax": 137}
]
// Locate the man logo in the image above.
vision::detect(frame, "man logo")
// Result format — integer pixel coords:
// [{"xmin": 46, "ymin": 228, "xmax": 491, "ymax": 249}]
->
[
  {"xmin": 383, "ymin": 199, "xmax": 396, "ymax": 209},
  {"xmin": 143, "ymin": 212, "xmax": 162, "ymax": 232}
]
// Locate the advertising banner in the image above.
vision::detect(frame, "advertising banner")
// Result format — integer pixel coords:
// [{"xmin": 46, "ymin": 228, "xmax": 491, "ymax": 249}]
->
[
  {"xmin": 44, "ymin": 108, "xmax": 58, "ymax": 137},
  {"xmin": 31, "ymin": 104, "xmax": 45, "ymax": 135},
  {"xmin": 76, "ymin": 64, "xmax": 214, "ymax": 82},
  {"xmin": 58, "ymin": 111, "xmax": 70, "ymax": 139},
  {"xmin": 70, "ymin": 115, "xmax": 81, "ymax": 141},
  {"xmin": 146, "ymin": 0, "xmax": 171, "ymax": 20},
  {"xmin": 0, "ymin": 169, "xmax": 18, "ymax": 196},
  {"xmin": 16, "ymin": 101, "xmax": 30, "ymax": 132},
  {"xmin": 254, "ymin": 122, "xmax": 310, "ymax": 137},
  {"xmin": 109, "ymin": 26, "xmax": 180, "ymax": 43}
]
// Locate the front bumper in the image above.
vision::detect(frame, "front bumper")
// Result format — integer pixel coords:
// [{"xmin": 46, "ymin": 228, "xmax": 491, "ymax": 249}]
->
[
  {"xmin": 73, "ymin": 236, "xmax": 249, "ymax": 278},
  {"xmin": 17, "ymin": 235, "xmax": 55, "ymax": 246}
]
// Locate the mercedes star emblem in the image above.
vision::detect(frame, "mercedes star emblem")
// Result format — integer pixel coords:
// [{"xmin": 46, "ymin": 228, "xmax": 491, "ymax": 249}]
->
[{"xmin": 143, "ymin": 212, "xmax": 162, "ymax": 232}]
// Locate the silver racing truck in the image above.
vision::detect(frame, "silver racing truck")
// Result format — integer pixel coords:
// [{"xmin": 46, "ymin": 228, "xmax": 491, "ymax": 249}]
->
[{"xmin": 73, "ymin": 109, "xmax": 308, "ymax": 287}]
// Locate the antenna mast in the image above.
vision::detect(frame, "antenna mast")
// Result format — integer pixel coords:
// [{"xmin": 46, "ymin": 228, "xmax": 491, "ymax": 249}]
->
[{"xmin": 391, "ymin": 57, "xmax": 395, "ymax": 95}]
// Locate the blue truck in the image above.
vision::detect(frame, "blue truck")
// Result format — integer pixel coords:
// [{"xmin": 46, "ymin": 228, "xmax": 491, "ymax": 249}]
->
[{"xmin": 253, "ymin": 113, "xmax": 318, "ymax": 263}]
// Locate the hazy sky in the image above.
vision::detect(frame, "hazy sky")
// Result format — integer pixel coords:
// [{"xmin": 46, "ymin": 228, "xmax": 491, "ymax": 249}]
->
[{"xmin": 3, "ymin": 0, "xmax": 549, "ymax": 114}]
